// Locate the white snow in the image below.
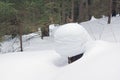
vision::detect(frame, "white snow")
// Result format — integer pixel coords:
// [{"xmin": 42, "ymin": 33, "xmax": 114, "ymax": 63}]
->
[
  {"xmin": 0, "ymin": 50, "xmax": 60, "ymax": 80},
  {"xmin": 90, "ymin": 16, "xmax": 97, "ymax": 21},
  {"xmin": 49, "ymin": 24, "xmax": 59, "ymax": 37},
  {"xmin": 0, "ymin": 16, "xmax": 120, "ymax": 80},
  {"xmin": 54, "ymin": 23, "xmax": 92, "ymax": 57},
  {"xmin": 80, "ymin": 16, "xmax": 120, "ymax": 42},
  {"xmin": 55, "ymin": 40, "xmax": 120, "ymax": 80}
]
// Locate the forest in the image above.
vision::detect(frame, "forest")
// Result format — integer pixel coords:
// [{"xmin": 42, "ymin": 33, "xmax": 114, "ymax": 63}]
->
[{"xmin": 0, "ymin": 0, "xmax": 119, "ymax": 41}]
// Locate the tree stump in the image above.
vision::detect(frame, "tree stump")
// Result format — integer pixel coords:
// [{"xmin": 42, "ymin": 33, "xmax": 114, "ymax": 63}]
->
[
  {"xmin": 68, "ymin": 53, "xmax": 83, "ymax": 64},
  {"xmin": 41, "ymin": 23, "xmax": 49, "ymax": 39}
]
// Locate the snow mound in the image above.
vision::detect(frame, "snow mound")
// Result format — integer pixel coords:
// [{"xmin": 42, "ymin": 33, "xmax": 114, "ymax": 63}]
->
[
  {"xmin": 54, "ymin": 23, "xmax": 92, "ymax": 57},
  {"xmin": 49, "ymin": 24, "xmax": 59, "ymax": 37},
  {"xmin": 90, "ymin": 16, "xmax": 97, "ymax": 21}
]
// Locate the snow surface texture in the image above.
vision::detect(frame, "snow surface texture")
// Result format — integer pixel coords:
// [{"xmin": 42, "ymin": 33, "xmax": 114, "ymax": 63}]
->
[
  {"xmin": 54, "ymin": 23, "xmax": 92, "ymax": 57},
  {"xmin": 81, "ymin": 16, "xmax": 120, "ymax": 42},
  {"xmin": 49, "ymin": 24, "xmax": 59, "ymax": 37},
  {"xmin": 0, "ymin": 16, "xmax": 120, "ymax": 80},
  {"xmin": 55, "ymin": 41, "xmax": 120, "ymax": 80},
  {"xmin": 0, "ymin": 50, "xmax": 61, "ymax": 80}
]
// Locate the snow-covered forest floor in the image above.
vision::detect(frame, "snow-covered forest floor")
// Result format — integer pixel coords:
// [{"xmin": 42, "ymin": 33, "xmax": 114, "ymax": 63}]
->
[{"xmin": 0, "ymin": 16, "xmax": 120, "ymax": 80}]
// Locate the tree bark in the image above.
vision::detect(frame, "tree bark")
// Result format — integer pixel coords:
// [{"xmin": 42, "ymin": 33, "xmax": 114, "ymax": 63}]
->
[
  {"xmin": 61, "ymin": 0, "xmax": 66, "ymax": 24},
  {"xmin": 79, "ymin": 0, "xmax": 83, "ymax": 22},
  {"xmin": 87, "ymin": 0, "xmax": 92, "ymax": 20},
  {"xmin": 108, "ymin": 0, "xmax": 112, "ymax": 24},
  {"xmin": 19, "ymin": 24, "xmax": 23, "ymax": 52},
  {"xmin": 71, "ymin": 0, "xmax": 74, "ymax": 22}
]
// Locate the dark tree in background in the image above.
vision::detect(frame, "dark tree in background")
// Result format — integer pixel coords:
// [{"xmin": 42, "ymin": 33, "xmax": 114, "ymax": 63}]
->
[
  {"xmin": 0, "ymin": 0, "xmax": 120, "ymax": 41},
  {"xmin": 112, "ymin": 0, "xmax": 117, "ymax": 16},
  {"xmin": 108, "ymin": 0, "xmax": 112, "ymax": 24},
  {"xmin": 71, "ymin": 0, "xmax": 74, "ymax": 22}
]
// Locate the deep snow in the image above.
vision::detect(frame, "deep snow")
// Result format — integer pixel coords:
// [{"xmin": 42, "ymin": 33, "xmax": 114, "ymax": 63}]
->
[
  {"xmin": 0, "ymin": 16, "xmax": 120, "ymax": 80},
  {"xmin": 55, "ymin": 40, "xmax": 120, "ymax": 80},
  {"xmin": 0, "ymin": 50, "xmax": 60, "ymax": 80}
]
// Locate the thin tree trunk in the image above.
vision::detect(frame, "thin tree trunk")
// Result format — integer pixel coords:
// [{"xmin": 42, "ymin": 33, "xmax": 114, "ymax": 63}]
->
[
  {"xmin": 19, "ymin": 25, "xmax": 23, "ymax": 52},
  {"xmin": 49, "ymin": 0, "xmax": 54, "ymax": 24},
  {"xmin": 112, "ymin": 0, "xmax": 117, "ymax": 16},
  {"xmin": 61, "ymin": 0, "xmax": 65, "ymax": 24},
  {"xmin": 71, "ymin": 0, "xmax": 74, "ymax": 22},
  {"xmin": 87, "ymin": 0, "xmax": 92, "ymax": 20},
  {"xmin": 86, "ymin": 0, "xmax": 89, "ymax": 20},
  {"xmin": 108, "ymin": 0, "xmax": 112, "ymax": 24},
  {"xmin": 79, "ymin": 0, "xmax": 83, "ymax": 22},
  {"xmin": 14, "ymin": 16, "xmax": 23, "ymax": 52}
]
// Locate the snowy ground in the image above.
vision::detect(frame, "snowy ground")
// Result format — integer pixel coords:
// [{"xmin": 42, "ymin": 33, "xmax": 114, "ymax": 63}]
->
[
  {"xmin": 81, "ymin": 16, "xmax": 120, "ymax": 42},
  {"xmin": 0, "ymin": 16, "xmax": 120, "ymax": 80}
]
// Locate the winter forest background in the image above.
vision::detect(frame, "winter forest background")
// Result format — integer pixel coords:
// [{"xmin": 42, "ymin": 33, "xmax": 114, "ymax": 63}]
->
[
  {"xmin": 0, "ymin": 0, "xmax": 120, "ymax": 41},
  {"xmin": 1, "ymin": 0, "xmax": 120, "ymax": 80}
]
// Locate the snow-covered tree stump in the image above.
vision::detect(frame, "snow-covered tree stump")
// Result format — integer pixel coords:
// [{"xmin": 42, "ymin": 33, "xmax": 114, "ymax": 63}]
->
[{"xmin": 54, "ymin": 23, "xmax": 92, "ymax": 63}]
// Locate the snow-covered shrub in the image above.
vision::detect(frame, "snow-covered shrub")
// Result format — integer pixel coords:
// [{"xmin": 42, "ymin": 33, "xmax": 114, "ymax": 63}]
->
[
  {"xmin": 90, "ymin": 16, "xmax": 97, "ymax": 21},
  {"xmin": 49, "ymin": 24, "xmax": 59, "ymax": 37},
  {"xmin": 54, "ymin": 23, "xmax": 92, "ymax": 57}
]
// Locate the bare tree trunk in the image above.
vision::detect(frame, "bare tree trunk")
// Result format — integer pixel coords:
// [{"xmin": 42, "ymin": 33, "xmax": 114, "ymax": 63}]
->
[
  {"xmin": 108, "ymin": 0, "xmax": 112, "ymax": 24},
  {"xmin": 49, "ymin": 0, "xmax": 54, "ymax": 24},
  {"xmin": 85, "ymin": 0, "xmax": 91, "ymax": 20},
  {"xmin": 19, "ymin": 24, "xmax": 23, "ymax": 52},
  {"xmin": 71, "ymin": 0, "xmax": 74, "ymax": 22},
  {"xmin": 86, "ymin": 0, "xmax": 89, "ymax": 20},
  {"xmin": 87, "ymin": 0, "xmax": 92, "ymax": 20},
  {"xmin": 61, "ymin": 0, "xmax": 66, "ymax": 24},
  {"xmin": 79, "ymin": 0, "xmax": 83, "ymax": 22},
  {"xmin": 13, "ymin": 16, "xmax": 23, "ymax": 52},
  {"xmin": 112, "ymin": 0, "xmax": 117, "ymax": 16}
]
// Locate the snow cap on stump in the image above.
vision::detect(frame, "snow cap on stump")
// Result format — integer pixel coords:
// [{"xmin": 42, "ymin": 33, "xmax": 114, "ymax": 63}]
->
[{"xmin": 54, "ymin": 23, "xmax": 92, "ymax": 57}]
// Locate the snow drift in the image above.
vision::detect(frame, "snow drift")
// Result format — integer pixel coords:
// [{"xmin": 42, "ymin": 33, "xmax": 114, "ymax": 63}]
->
[{"xmin": 55, "ymin": 41, "xmax": 120, "ymax": 80}]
